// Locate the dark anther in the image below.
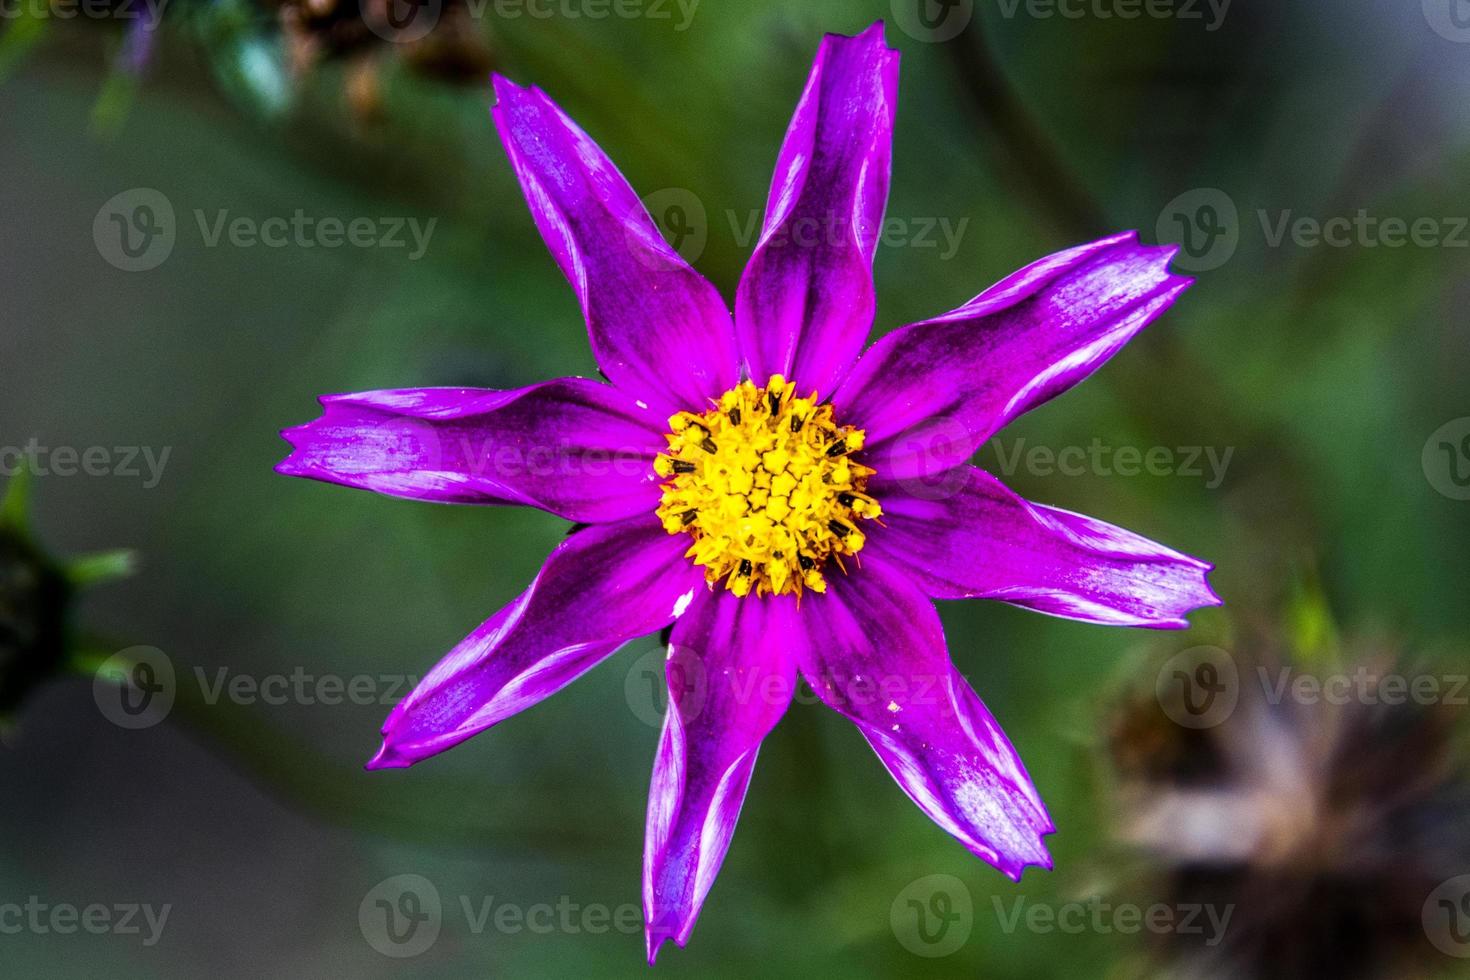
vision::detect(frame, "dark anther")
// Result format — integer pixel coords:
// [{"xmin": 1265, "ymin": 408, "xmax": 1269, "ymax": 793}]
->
[
  {"xmin": 700, "ymin": 437, "xmax": 718, "ymax": 454},
  {"xmin": 790, "ymin": 415, "xmax": 805, "ymax": 432},
  {"xmin": 828, "ymin": 520, "xmax": 851, "ymax": 538},
  {"xmin": 797, "ymin": 554, "xmax": 815, "ymax": 570},
  {"xmin": 837, "ymin": 492, "xmax": 856, "ymax": 507},
  {"xmin": 768, "ymin": 392, "xmax": 781, "ymax": 416},
  {"xmin": 728, "ymin": 408, "xmax": 741, "ymax": 425},
  {"xmin": 671, "ymin": 460, "xmax": 696, "ymax": 474},
  {"xmin": 680, "ymin": 509, "xmax": 699, "ymax": 525},
  {"xmin": 825, "ymin": 441, "xmax": 849, "ymax": 457},
  {"xmin": 738, "ymin": 558, "xmax": 753, "ymax": 577}
]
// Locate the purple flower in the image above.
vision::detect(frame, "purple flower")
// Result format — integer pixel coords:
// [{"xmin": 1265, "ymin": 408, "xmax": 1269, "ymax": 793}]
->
[{"xmin": 277, "ymin": 21, "xmax": 1219, "ymax": 962}]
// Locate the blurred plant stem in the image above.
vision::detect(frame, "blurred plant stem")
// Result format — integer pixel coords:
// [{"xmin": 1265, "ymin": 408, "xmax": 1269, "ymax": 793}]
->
[{"xmin": 944, "ymin": 23, "xmax": 1108, "ymax": 238}]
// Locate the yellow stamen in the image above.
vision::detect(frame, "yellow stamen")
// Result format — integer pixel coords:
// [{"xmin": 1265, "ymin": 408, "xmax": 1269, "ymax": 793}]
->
[{"xmin": 654, "ymin": 376, "xmax": 882, "ymax": 598}]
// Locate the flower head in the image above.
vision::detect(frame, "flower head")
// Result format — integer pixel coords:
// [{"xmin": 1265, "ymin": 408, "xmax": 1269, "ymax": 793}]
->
[{"xmin": 277, "ymin": 20, "xmax": 1220, "ymax": 962}]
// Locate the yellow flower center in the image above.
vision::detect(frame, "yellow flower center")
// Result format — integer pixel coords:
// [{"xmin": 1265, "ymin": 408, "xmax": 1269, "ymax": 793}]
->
[{"xmin": 654, "ymin": 375, "xmax": 882, "ymax": 598}]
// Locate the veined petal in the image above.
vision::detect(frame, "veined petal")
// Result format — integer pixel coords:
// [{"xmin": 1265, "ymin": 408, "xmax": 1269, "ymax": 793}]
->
[
  {"xmin": 276, "ymin": 380, "xmax": 665, "ymax": 523},
  {"xmin": 368, "ymin": 516, "xmax": 703, "ymax": 769},
  {"xmin": 644, "ymin": 591, "xmax": 797, "ymax": 963},
  {"xmin": 868, "ymin": 467, "xmax": 1220, "ymax": 628},
  {"xmin": 834, "ymin": 232, "xmax": 1192, "ymax": 479},
  {"xmin": 735, "ymin": 21, "xmax": 898, "ymax": 394},
  {"xmin": 492, "ymin": 76, "xmax": 738, "ymax": 416},
  {"xmin": 795, "ymin": 557, "xmax": 1054, "ymax": 879}
]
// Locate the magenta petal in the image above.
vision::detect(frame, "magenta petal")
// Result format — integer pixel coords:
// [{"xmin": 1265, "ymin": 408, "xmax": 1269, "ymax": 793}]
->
[
  {"xmin": 644, "ymin": 591, "xmax": 797, "ymax": 963},
  {"xmin": 276, "ymin": 380, "xmax": 665, "ymax": 523},
  {"xmin": 368, "ymin": 517, "xmax": 703, "ymax": 769},
  {"xmin": 834, "ymin": 232, "xmax": 1192, "ymax": 479},
  {"xmin": 491, "ymin": 77, "xmax": 738, "ymax": 417},
  {"xmin": 868, "ymin": 468, "xmax": 1220, "ymax": 628},
  {"xmin": 796, "ymin": 557, "xmax": 1054, "ymax": 879},
  {"xmin": 735, "ymin": 22, "xmax": 898, "ymax": 394}
]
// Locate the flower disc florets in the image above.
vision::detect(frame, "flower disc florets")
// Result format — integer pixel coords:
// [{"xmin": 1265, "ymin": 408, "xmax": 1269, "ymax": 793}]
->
[{"xmin": 654, "ymin": 375, "xmax": 882, "ymax": 598}]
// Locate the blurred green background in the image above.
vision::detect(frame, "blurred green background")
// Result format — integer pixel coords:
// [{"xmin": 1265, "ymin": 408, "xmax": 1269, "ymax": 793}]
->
[{"xmin": 3, "ymin": 0, "xmax": 1470, "ymax": 976}]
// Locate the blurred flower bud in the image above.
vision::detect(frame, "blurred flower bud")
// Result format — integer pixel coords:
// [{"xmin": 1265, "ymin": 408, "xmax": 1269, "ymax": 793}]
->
[
  {"xmin": 1103, "ymin": 632, "xmax": 1470, "ymax": 980},
  {"xmin": 0, "ymin": 475, "xmax": 133, "ymax": 724}
]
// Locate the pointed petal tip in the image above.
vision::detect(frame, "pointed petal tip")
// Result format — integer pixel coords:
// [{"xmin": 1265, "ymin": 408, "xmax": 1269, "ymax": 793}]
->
[
  {"xmin": 645, "ymin": 926, "xmax": 686, "ymax": 965},
  {"xmin": 832, "ymin": 19, "xmax": 898, "ymax": 57},
  {"xmin": 985, "ymin": 825, "xmax": 1056, "ymax": 882},
  {"xmin": 365, "ymin": 741, "xmax": 414, "ymax": 771}
]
